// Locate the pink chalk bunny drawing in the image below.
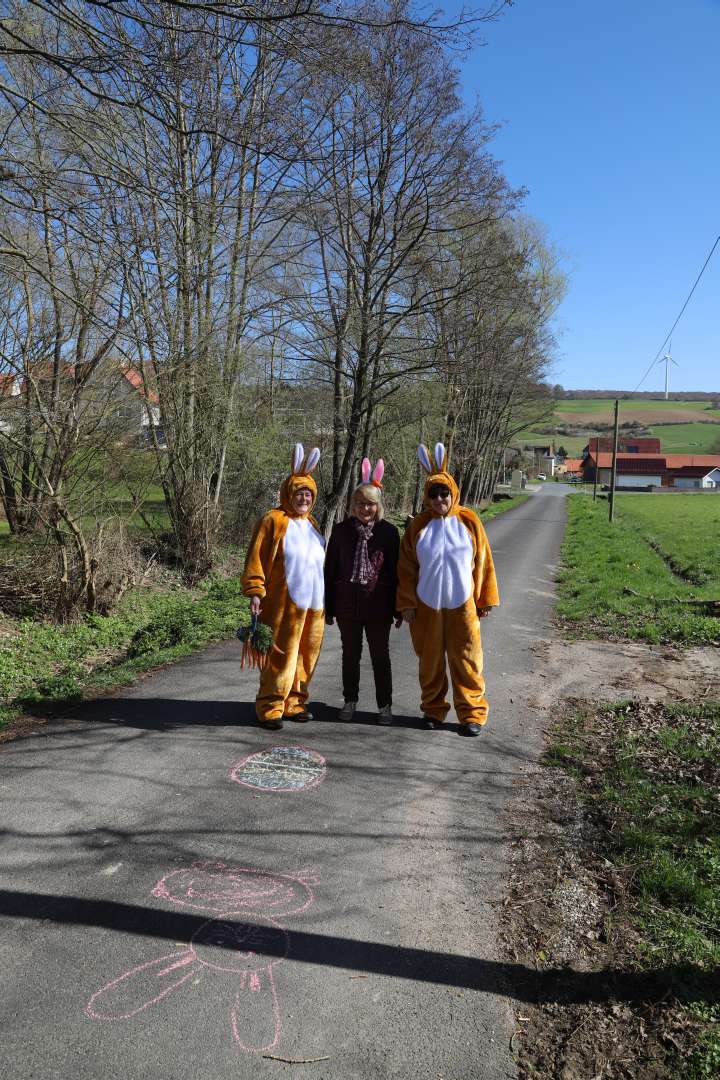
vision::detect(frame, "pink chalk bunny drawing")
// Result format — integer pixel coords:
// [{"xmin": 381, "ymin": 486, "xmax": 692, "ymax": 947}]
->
[{"xmin": 85, "ymin": 861, "xmax": 318, "ymax": 1053}]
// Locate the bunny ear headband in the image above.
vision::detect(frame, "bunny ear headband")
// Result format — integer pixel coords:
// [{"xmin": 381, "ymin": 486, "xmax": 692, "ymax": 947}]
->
[
  {"xmin": 360, "ymin": 457, "xmax": 385, "ymax": 489},
  {"xmin": 291, "ymin": 442, "xmax": 321, "ymax": 475},
  {"xmin": 417, "ymin": 442, "xmax": 447, "ymax": 474}
]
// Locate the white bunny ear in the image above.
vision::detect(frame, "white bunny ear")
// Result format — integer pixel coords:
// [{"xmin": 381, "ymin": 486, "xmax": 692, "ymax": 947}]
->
[
  {"xmin": 292, "ymin": 443, "xmax": 304, "ymax": 474},
  {"xmin": 304, "ymin": 447, "xmax": 321, "ymax": 474},
  {"xmin": 434, "ymin": 442, "xmax": 446, "ymax": 471},
  {"xmin": 361, "ymin": 457, "xmax": 371, "ymax": 483},
  {"xmin": 417, "ymin": 445, "xmax": 432, "ymax": 473},
  {"xmin": 372, "ymin": 459, "xmax": 384, "ymax": 485}
]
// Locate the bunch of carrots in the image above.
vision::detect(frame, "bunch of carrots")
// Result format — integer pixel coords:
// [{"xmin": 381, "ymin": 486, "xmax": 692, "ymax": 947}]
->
[{"xmin": 237, "ymin": 614, "xmax": 274, "ymax": 670}]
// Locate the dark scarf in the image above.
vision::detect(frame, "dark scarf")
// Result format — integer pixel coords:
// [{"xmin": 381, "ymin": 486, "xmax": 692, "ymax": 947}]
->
[{"xmin": 350, "ymin": 518, "xmax": 375, "ymax": 585}]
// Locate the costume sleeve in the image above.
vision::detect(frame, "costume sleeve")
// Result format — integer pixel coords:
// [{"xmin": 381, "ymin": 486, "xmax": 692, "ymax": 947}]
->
[
  {"xmin": 324, "ymin": 524, "xmax": 339, "ymax": 620},
  {"xmin": 462, "ymin": 510, "xmax": 500, "ymax": 608},
  {"xmin": 396, "ymin": 519, "xmax": 420, "ymax": 611},
  {"xmin": 241, "ymin": 513, "xmax": 276, "ymax": 598}
]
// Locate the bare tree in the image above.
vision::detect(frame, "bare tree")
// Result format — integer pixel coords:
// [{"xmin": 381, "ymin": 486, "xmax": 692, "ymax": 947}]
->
[
  {"xmin": 425, "ymin": 217, "xmax": 565, "ymax": 503},
  {"xmin": 290, "ymin": 12, "xmax": 509, "ymax": 529},
  {"xmin": 0, "ymin": 1, "xmax": 510, "ymax": 99},
  {"xmin": 83, "ymin": 9, "xmax": 313, "ymax": 579}
]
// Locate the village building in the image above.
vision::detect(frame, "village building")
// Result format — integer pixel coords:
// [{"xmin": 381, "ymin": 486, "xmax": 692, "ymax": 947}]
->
[
  {"xmin": 556, "ymin": 457, "xmax": 583, "ymax": 477},
  {"xmin": 582, "ymin": 452, "xmax": 720, "ymax": 490}
]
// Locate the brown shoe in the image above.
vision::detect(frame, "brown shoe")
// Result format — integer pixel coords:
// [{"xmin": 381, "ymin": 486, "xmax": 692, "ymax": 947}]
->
[{"xmin": 259, "ymin": 718, "xmax": 283, "ymax": 731}]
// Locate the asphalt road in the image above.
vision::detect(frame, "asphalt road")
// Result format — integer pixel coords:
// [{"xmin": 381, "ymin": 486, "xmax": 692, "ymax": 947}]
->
[{"xmin": 0, "ymin": 484, "xmax": 572, "ymax": 1080}]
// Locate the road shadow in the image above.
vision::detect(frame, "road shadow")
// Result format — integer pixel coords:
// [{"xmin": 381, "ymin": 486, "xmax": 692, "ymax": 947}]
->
[
  {"xmin": 7, "ymin": 697, "xmax": 446, "ymax": 737},
  {"xmin": 1, "ymin": 888, "xmax": 716, "ymax": 1007}
]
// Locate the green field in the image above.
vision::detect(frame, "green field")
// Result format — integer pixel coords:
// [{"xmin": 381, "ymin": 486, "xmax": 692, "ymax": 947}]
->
[
  {"xmin": 557, "ymin": 493, "xmax": 720, "ymax": 645},
  {"xmin": 555, "ymin": 398, "xmax": 720, "ymax": 418},
  {"xmin": 647, "ymin": 423, "xmax": 720, "ymax": 454},
  {"xmin": 521, "ymin": 430, "xmax": 588, "ymax": 455}
]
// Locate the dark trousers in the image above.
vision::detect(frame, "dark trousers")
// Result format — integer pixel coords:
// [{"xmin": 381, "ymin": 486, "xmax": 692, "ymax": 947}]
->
[{"xmin": 337, "ymin": 618, "xmax": 392, "ymax": 708}]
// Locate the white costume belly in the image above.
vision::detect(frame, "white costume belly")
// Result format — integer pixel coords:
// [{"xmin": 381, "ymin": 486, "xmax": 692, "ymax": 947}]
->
[
  {"xmin": 283, "ymin": 517, "xmax": 325, "ymax": 610},
  {"xmin": 416, "ymin": 515, "xmax": 473, "ymax": 610}
]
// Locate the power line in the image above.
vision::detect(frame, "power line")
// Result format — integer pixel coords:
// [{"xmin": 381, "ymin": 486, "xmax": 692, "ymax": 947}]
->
[{"xmin": 633, "ymin": 233, "xmax": 720, "ymax": 392}]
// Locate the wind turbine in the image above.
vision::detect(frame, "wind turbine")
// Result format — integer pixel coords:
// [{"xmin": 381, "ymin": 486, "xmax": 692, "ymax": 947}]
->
[{"xmin": 656, "ymin": 341, "xmax": 678, "ymax": 400}]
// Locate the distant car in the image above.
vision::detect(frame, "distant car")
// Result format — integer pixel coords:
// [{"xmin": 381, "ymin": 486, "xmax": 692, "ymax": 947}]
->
[
  {"xmin": 537, "ymin": 473, "xmax": 546, "ymax": 481},
  {"xmin": 568, "ymin": 476, "xmax": 584, "ymax": 483}
]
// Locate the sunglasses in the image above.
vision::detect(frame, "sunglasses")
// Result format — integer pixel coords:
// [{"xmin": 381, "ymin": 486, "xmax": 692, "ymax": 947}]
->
[{"xmin": 428, "ymin": 486, "xmax": 451, "ymax": 499}]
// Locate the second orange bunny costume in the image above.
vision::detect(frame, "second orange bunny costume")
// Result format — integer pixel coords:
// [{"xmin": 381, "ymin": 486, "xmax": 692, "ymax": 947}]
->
[
  {"xmin": 396, "ymin": 442, "xmax": 499, "ymax": 729},
  {"xmin": 241, "ymin": 444, "xmax": 325, "ymax": 726}
]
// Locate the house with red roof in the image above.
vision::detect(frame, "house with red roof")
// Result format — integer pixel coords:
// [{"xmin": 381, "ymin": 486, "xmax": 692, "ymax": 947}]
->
[
  {"xmin": 583, "ymin": 452, "xmax": 720, "ymax": 490},
  {"xmin": 0, "ymin": 361, "xmax": 165, "ymax": 448},
  {"xmin": 556, "ymin": 457, "xmax": 583, "ymax": 476},
  {"xmin": 112, "ymin": 364, "xmax": 165, "ymax": 448},
  {"xmin": 586, "ymin": 436, "xmax": 661, "ymax": 455}
]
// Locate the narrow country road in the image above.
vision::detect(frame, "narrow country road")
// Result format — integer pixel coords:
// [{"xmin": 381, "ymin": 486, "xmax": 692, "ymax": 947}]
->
[{"xmin": 0, "ymin": 485, "xmax": 571, "ymax": 1080}]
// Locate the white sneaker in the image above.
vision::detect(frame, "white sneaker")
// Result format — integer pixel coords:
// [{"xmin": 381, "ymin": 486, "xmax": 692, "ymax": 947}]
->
[
  {"xmin": 377, "ymin": 705, "xmax": 393, "ymax": 726},
  {"xmin": 338, "ymin": 700, "xmax": 357, "ymax": 721}
]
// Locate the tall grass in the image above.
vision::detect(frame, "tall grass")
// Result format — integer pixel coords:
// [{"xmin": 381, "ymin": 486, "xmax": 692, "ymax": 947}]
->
[{"xmin": 556, "ymin": 494, "xmax": 720, "ymax": 645}]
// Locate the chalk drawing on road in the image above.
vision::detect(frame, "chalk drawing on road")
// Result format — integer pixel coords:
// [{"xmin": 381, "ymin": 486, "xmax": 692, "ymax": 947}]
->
[
  {"xmin": 85, "ymin": 861, "xmax": 318, "ymax": 1054},
  {"xmin": 230, "ymin": 745, "xmax": 326, "ymax": 792}
]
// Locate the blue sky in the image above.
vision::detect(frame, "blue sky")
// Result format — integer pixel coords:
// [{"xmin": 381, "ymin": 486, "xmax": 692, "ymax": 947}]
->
[{"xmin": 453, "ymin": 0, "xmax": 720, "ymax": 392}]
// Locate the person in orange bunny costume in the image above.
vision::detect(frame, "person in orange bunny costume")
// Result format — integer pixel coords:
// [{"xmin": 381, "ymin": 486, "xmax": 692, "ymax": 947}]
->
[
  {"xmin": 396, "ymin": 442, "xmax": 499, "ymax": 736},
  {"xmin": 241, "ymin": 444, "xmax": 325, "ymax": 730}
]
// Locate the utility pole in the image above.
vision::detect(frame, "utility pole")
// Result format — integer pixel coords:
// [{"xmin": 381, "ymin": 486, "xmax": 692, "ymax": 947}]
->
[{"xmin": 608, "ymin": 399, "xmax": 620, "ymax": 522}]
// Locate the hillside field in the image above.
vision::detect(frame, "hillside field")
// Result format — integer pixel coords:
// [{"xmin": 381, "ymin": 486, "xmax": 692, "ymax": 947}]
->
[
  {"xmin": 553, "ymin": 398, "xmax": 720, "ymax": 424},
  {"xmin": 521, "ymin": 398, "xmax": 720, "ymax": 457},
  {"xmin": 645, "ymin": 422, "xmax": 720, "ymax": 453}
]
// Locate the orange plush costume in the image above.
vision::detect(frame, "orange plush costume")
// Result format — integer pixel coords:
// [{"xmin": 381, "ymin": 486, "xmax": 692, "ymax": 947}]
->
[
  {"xmin": 397, "ymin": 443, "xmax": 499, "ymax": 730},
  {"xmin": 241, "ymin": 444, "xmax": 325, "ymax": 727}
]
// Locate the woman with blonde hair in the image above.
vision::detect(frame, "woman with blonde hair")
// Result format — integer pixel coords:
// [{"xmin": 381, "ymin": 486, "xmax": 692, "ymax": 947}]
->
[{"xmin": 324, "ymin": 459, "xmax": 401, "ymax": 725}]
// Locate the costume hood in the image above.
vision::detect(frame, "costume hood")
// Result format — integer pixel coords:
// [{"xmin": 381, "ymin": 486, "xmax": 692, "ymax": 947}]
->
[
  {"xmin": 279, "ymin": 443, "xmax": 321, "ymax": 517},
  {"xmin": 418, "ymin": 442, "xmax": 461, "ymax": 517}
]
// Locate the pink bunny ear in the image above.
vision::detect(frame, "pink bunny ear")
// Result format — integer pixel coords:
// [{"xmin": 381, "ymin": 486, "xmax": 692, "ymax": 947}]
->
[
  {"xmin": 417, "ymin": 445, "xmax": 432, "ymax": 473},
  {"xmin": 304, "ymin": 447, "xmax": 320, "ymax": 474},
  {"xmin": 372, "ymin": 459, "xmax": 385, "ymax": 486},
  {"xmin": 361, "ymin": 457, "xmax": 371, "ymax": 483},
  {"xmin": 85, "ymin": 950, "xmax": 198, "ymax": 1020},
  {"xmin": 291, "ymin": 443, "xmax": 304, "ymax": 474}
]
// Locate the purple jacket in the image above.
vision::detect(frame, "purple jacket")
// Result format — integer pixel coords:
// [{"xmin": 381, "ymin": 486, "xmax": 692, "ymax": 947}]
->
[{"xmin": 324, "ymin": 518, "xmax": 400, "ymax": 622}]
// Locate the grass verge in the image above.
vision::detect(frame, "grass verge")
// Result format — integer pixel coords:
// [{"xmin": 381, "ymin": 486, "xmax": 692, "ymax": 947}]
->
[
  {"xmin": 556, "ymin": 494, "xmax": 720, "ymax": 645},
  {"xmin": 475, "ymin": 492, "xmax": 532, "ymax": 520},
  {"xmin": 0, "ymin": 577, "xmax": 249, "ymax": 730},
  {"xmin": 528, "ymin": 700, "xmax": 720, "ymax": 1079}
]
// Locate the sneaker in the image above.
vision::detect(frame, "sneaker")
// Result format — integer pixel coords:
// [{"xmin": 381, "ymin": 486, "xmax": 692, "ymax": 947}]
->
[
  {"xmin": 377, "ymin": 705, "xmax": 393, "ymax": 726},
  {"xmin": 422, "ymin": 715, "xmax": 443, "ymax": 730},
  {"xmin": 259, "ymin": 718, "xmax": 283, "ymax": 731},
  {"xmin": 338, "ymin": 700, "xmax": 357, "ymax": 721},
  {"xmin": 458, "ymin": 722, "xmax": 482, "ymax": 737}
]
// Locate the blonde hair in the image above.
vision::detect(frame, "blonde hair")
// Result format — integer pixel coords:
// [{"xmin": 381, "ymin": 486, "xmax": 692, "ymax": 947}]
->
[{"xmin": 351, "ymin": 483, "xmax": 384, "ymax": 520}]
